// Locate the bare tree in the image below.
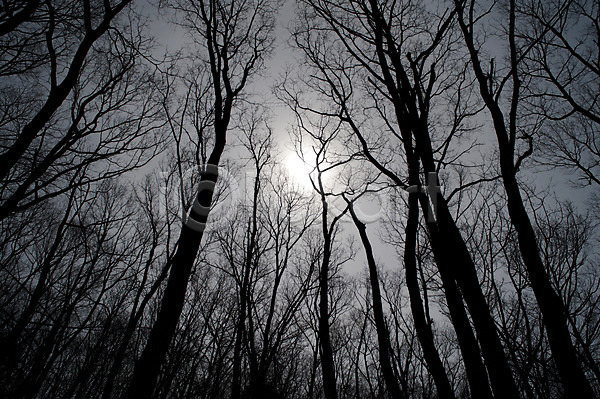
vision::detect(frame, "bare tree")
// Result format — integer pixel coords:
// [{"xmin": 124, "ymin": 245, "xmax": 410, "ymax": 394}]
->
[
  {"xmin": 454, "ymin": 0, "xmax": 596, "ymax": 395},
  {"xmin": 2, "ymin": 0, "xmax": 600, "ymax": 397},
  {"xmin": 287, "ymin": 0, "xmax": 520, "ymax": 396},
  {"xmin": 345, "ymin": 196, "xmax": 405, "ymax": 399},
  {"xmin": 0, "ymin": 0, "xmax": 135, "ymax": 182},
  {"xmin": 123, "ymin": 1, "xmax": 277, "ymax": 397}
]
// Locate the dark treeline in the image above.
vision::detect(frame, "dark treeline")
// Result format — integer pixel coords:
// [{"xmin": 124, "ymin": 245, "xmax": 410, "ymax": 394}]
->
[{"xmin": 0, "ymin": 0, "xmax": 599, "ymax": 398}]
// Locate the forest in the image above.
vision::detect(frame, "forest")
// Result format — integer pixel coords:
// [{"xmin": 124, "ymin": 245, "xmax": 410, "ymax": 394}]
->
[{"xmin": 0, "ymin": 0, "xmax": 599, "ymax": 398}]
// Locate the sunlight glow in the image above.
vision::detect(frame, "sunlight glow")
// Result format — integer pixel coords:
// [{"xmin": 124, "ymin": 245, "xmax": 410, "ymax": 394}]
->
[{"xmin": 284, "ymin": 152, "xmax": 315, "ymax": 192}]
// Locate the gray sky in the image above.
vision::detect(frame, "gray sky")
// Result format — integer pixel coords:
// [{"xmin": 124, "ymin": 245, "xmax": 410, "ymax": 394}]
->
[{"xmin": 141, "ymin": 0, "xmax": 598, "ymax": 282}]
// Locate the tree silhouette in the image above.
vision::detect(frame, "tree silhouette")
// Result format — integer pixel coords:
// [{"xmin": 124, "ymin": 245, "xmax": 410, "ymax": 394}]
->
[{"xmin": 0, "ymin": 1, "xmax": 599, "ymax": 398}]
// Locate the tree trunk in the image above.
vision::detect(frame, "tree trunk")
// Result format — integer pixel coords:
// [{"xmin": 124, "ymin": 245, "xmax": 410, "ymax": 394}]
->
[
  {"xmin": 504, "ymin": 172, "xmax": 596, "ymax": 398},
  {"xmin": 348, "ymin": 203, "xmax": 404, "ymax": 399},
  {"xmin": 419, "ymin": 193, "xmax": 495, "ymax": 399},
  {"xmin": 319, "ymin": 237, "xmax": 338, "ymax": 399},
  {"xmin": 455, "ymin": 1, "xmax": 597, "ymax": 394},
  {"xmin": 318, "ymin": 198, "xmax": 338, "ymax": 399},
  {"xmin": 362, "ymin": 1, "xmax": 520, "ymax": 394},
  {"xmin": 124, "ymin": 165, "xmax": 220, "ymax": 399},
  {"xmin": 429, "ymin": 191, "xmax": 520, "ymax": 398},
  {"xmin": 403, "ymin": 193, "xmax": 456, "ymax": 399}
]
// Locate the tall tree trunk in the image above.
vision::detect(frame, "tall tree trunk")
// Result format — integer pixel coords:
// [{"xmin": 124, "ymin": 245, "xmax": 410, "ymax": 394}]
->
[
  {"xmin": 504, "ymin": 173, "xmax": 595, "ymax": 398},
  {"xmin": 231, "ymin": 268, "xmax": 250, "ymax": 399},
  {"xmin": 319, "ymin": 236, "xmax": 338, "ymax": 399},
  {"xmin": 422, "ymin": 181, "xmax": 520, "ymax": 399},
  {"xmin": 124, "ymin": 163, "xmax": 222, "ymax": 399},
  {"xmin": 318, "ymin": 197, "xmax": 338, "ymax": 399},
  {"xmin": 455, "ymin": 0, "xmax": 596, "ymax": 395},
  {"xmin": 348, "ymin": 202, "xmax": 404, "ymax": 399},
  {"xmin": 362, "ymin": 1, "xmax": 520, "ymax": 394},
  {"xmin": 232, "ymin": 172, "xmax": 261, "ymax": 399},
  {"xmin": 419, "ymin": 193, "xmax": 495, "ymax": 399},
  {"xmin": 403, "ymin": 192, "xmax": 456, "ymax": 399}
]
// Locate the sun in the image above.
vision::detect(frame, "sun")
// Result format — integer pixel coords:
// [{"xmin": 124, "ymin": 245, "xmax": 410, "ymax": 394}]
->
[{"xmin": 284, "ymin": 152, "xmax": 315, "ymax": 192}]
